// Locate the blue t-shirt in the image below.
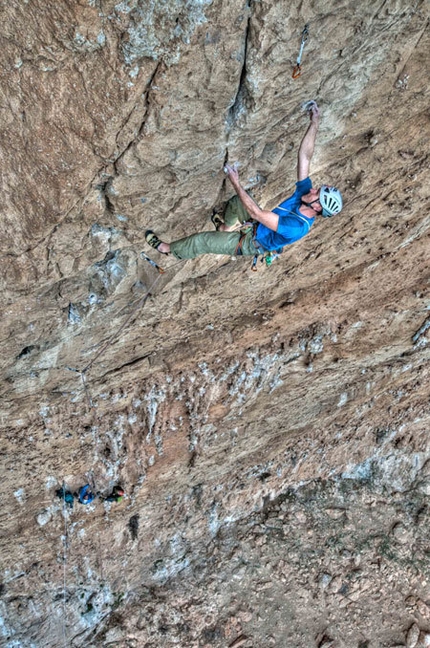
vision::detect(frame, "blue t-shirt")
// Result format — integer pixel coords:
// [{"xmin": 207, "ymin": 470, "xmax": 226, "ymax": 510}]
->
[{"xmin": 255, "ymin": 177, "xmax": 314, "ymax": 251}]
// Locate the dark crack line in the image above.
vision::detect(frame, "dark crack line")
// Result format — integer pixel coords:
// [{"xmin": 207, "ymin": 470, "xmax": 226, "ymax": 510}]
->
[
  {"xmin": 80, "ymin": 255, "xmax": 186, "ymax": 378},
  {"xmin": 112, "ymin": 60, "xmax": 163, "ymax": 175},
  {"xmin": 114, "ymin": 103, "xmax": 139, "ymax": 149},
  {"xmin": 217, "ymin": 148, "xmax": 230, "ymax": 203},
  {"xmin": 113, "ymin": 61, "xmax": 160, "ymax": 150},
  {"xmin": 96, "ymin": 353, "xmax": 152, "ymax": 379},
  {"xmin": 226, "ymin": 1, "xmax": 253, "ymax": 131},
  {"xmin": 395, "ymin": 17, "xmax": 429, "ymax": 79},
  {"xmin": 137, "ymin": 61, "xmax": 163, "ymax": 139},
  {"xmin": 94, "ymin": 178, "xmax": 116, "ymax": 216}
]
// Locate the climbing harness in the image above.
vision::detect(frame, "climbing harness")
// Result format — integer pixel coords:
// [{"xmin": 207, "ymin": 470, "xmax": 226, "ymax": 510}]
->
[
  {"xmin": 249, "ymin": 223, "xmax": 283, "ymax": 272},
  {"xmin": 140, "ymin": 251, "xmax": 165, "ymax": 274},
  {"xmin": 234, "ymin": 231, "xmax": 248, "ymax": 256},
  {"xmin": 249, "ymin": 198, "xmax": 315, "ymax": 271},
  {"xmin": 292, "ymin": 25, "xmax": 309, "ymax": 79}
]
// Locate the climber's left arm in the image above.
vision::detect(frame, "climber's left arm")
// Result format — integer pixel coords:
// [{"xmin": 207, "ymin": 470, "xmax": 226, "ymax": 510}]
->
[{"xmin": 297, "ymin": 103, "xmax": 320, "ymax": 181}]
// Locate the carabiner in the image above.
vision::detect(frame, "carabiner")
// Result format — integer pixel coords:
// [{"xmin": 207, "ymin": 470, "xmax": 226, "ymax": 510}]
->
[{"xmin": 292, "ymin": 64, "xmax": 301, "ymax": 79}]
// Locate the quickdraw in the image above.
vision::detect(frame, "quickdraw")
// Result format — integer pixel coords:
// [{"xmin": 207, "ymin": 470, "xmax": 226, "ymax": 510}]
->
[
  {"xmin": 140, "ymin": 251, "xmax": 165, "ymax": 273},
  {"xmin": 292, "ymin": 25, "xmax": 309, "ymax": 79}
]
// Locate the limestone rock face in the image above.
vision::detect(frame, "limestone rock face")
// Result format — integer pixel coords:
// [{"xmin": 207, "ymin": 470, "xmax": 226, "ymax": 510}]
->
[{"xmin": 1, "ymin": 1, "xmax": 429, "ymax": 646}]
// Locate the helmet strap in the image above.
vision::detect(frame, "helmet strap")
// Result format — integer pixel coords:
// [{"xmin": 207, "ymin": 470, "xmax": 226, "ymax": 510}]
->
[{"xmin": 301, "ymin": 199, "xmax": 320, "ymax": 213}]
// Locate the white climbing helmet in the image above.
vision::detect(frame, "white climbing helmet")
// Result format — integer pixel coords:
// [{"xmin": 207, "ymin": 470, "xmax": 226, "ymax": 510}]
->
[{"xmin": 319, "ymin": 185, "xmax": 343, "ymax": 217}]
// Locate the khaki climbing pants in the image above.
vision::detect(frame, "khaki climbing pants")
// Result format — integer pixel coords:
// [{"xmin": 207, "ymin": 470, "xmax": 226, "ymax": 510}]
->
[{"xmin": 170, "ymin": 196, "xmax": 261, "ymax": 260}]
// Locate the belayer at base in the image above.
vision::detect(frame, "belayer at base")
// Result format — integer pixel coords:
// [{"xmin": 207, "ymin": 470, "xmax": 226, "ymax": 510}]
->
[{"xmin": 145, "ymin": 102, "xmax": 343, "ymax": 261}]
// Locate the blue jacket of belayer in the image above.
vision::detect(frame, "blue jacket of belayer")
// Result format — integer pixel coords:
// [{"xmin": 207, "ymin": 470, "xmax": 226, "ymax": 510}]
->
[{"xmin": 78, "ymin": 484, "xmax": 95, "ymax": 504}]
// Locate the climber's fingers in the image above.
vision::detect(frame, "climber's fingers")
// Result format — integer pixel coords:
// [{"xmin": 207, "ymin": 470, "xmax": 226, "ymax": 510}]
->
[
  {"xmin": 224, "ymin": 164, "xmax": 240, "ymax": 183},
  {"xmin": 310, "ymin": 102, "xmax": 320, "ymax": 122}
]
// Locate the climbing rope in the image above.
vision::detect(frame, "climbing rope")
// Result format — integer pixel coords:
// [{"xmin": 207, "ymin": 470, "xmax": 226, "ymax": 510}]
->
[
  {"xmin": 292, "ymin": 25, "xmax": 309, "ymax": 79},
  {"xmin": 61, "ymin": 480, "xmax": 69, "ymax": 648}
]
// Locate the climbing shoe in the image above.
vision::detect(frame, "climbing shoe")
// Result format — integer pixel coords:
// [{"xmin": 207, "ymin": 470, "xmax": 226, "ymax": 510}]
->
[
  {"xmin": 145, "ymin": 230, "xmax": 167, "ymax": 254},
  {"xmin": 211, "ymin": 211, "xmax": 224, "ymax": 231}
]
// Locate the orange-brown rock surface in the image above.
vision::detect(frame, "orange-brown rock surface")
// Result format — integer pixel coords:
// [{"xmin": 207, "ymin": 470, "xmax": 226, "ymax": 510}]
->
[{"xmin": 0, "ymin": 1, "xmax": 429, "ymax": 646}]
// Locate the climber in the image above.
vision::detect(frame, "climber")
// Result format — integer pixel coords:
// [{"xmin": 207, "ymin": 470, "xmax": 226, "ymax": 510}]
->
[
  {"xmin": 77, "ymin": 484, "xmax": 96, "ymax": 505},
  {"xmin": 55, "ymin": 487, "xmax": 75, "ymax": 509},
  {"xmin": 145, "ymin": 102, "xmax": 343, "ymax": 261},
  {"xmin": 102, "ymin": 486, "xmax": 125, "ymax": 503}
]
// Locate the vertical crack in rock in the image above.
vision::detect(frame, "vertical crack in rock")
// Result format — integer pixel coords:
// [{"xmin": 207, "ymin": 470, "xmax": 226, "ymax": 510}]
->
[
  {"xmin": 227, "ymin": 1, "xmax": 253, "ymax": 131},
  {"xmin": 96, "ymin": 178, "xmax": 116, "ymax": 216},
  {"xmin": 137, "ymin": 60, "xmax": 162, "ymax": 140},
  {"xmin": 217, "ymin": 147, "xmax": 231, "ymax": 201},
  {"xmin": 113, "ymin": 60, "xmax": 163, "ymax": 172}
]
